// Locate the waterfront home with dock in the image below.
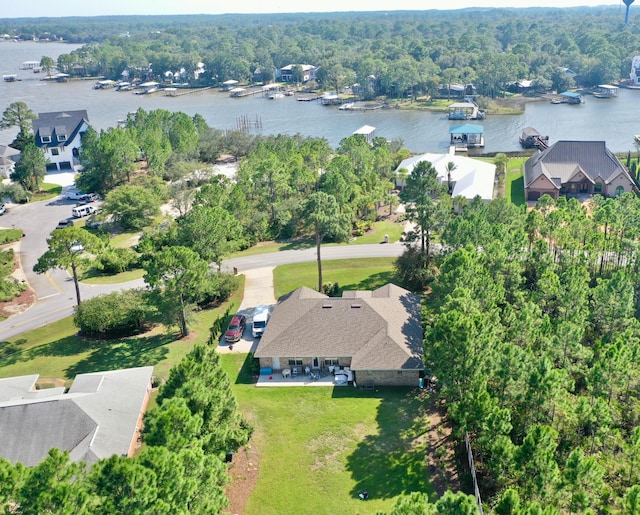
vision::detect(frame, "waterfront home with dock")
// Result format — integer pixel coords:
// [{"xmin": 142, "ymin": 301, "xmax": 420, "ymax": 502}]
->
[{"xmin": 448, "ymin": 101, "xmax": 485, "ymax": 120}]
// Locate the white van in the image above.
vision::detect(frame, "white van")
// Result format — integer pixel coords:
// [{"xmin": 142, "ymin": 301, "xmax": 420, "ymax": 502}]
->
[
  {"xmin": 72, "ymin": 205, "xmax": 97, "ymax": 218},
  {"xmin": 65, "ymin": 189, "xmax": 85, "ymax": 200},
  {"xmin": 252, "ymin": 305, "xmax": 271, "ymax": 338}
]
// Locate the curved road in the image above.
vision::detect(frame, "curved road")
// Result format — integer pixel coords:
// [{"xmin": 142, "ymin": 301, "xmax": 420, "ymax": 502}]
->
[{"xmin": 0, "ymin": 187, "xmax": 407, "ymax": 340}]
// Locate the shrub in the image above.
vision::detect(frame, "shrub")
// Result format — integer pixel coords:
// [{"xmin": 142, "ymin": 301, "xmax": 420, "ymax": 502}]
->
[
  {"xmin": 394, "ymin": 246, "xmax": 438, "ymax": 292},
  {"xmin": 95, "ymin": 247, "xmax": 140, "ymax": 274},
  {"xmin": 199, "ymin": 273, "xmax": 240, "ymax": 307},
  {"xmin": 74, "ymin": 289, "xmax": 156, "ymax": 336}
]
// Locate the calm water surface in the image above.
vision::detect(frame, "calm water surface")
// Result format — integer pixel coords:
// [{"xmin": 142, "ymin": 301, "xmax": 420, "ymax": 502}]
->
[{"xmin": 1, "ymin": 41, "xmax": 639, "ymax": 154}]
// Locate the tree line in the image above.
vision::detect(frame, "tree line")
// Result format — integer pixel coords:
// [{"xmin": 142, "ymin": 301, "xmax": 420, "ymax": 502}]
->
[
  {"xmin": 5, "ymin": 7, "xmax": 640, "ymax": 99},
  {"xmin": 395, "ymin": 192, "xmax": 640, "ymax": 513}
]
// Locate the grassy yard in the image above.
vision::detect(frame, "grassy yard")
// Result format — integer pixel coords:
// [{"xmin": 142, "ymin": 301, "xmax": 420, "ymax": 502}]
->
[
  {"xmin": 227, "ymin": 220, "xmax": 405, "ymax": 259},
  {"xmin": 506, "ymin": 157, "xmax": 527, "ymax": 206},
  {"xmin": 273, "ymin": 258, "xmax": 396, "ymax": 298},
  {"xmin": 0, "ymin": 282, "xmax": 244, "ymax": 383},
  {"xmin": 221, "ymin": 353, "xmax": 434, "ymax": 515},
  {"xmin": 31, "ymin": 183, "xmax": 63, "ymax": 202}
]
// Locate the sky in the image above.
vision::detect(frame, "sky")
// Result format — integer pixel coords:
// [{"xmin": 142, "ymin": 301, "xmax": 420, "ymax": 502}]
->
[{"xmin": 0, "ymin": 0, "xmax": 627, "ymax": 18}]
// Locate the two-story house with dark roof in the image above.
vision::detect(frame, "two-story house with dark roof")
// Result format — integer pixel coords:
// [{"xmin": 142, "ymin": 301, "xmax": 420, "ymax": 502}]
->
[
  {"xmin": 33, "ymin": 110, "xmax": 90, "ymax": 172},
  {"xmin": 524, "ymin": 140, "xmax": 637, "ymax": 202}
]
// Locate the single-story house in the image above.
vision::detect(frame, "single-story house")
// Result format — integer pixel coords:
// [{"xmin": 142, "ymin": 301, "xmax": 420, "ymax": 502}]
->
[
  {"xmin": 0, "ymin": 366, "xmax": 153, "ymax": 466},
  {"xmin": 254, "ymin": 284, "xmax": 424, "ymax": 387},
  {"xmin": 395, "ymin": 153, "xmax": 496, "ymax": 203},
  {"xmin": 524, "ymin": 140, "xmax": 636, "ymax": 201},
  {"xmin": 33, "ymin": 110, "xmax": 90, "ymax": 172}
]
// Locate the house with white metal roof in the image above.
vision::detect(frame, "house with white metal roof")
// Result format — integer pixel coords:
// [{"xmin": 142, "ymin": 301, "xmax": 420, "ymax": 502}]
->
[{"xmin": 395, "ymin": 153, "xmax": 496, "ymax": 202}]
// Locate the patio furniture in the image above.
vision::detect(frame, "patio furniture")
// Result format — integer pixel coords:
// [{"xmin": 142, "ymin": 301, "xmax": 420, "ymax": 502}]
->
[
  {"xmin": 291, "ymin": 367, "xmax": 299, "ymax": 378},
  {"xmin": 365, "ymin": 380, "xmax": 375, "ymax": 391},
  {"xmin": 282, "ymin": 368, "xmax": 291, "ymax": 379},
  {"xmin": 305, "ymin": 366, "xmax": 311, "ymax": 376}
]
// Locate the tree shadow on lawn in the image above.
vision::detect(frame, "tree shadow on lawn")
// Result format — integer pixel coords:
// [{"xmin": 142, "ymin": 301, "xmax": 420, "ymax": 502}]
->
[
  {"xmin": 337, "ymin": 386, "xmax": 436, "ymax": 502},
  {"xmin": 277, "ymin": 237, "xmax": 315, "ymax": 251},
  {"xmin": 64, "ymin": 333, "xmax": 172, "ymax": 378},
  {"xmin": 340, "ymin": 271, "xmax": 398, "ymax": 292},
  {"xmin": 0, "ymin": 336, "xmax": 83, "ymax": 369}
]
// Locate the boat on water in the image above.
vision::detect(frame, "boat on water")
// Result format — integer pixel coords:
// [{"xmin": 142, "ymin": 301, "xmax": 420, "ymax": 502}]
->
[
  {"xmin": 268, "ymin": 92, "xmax": 285, "ymax": 99},
  {"xmin": 2, "ymin": 74, "xmax": 18, "ymax": 82}
]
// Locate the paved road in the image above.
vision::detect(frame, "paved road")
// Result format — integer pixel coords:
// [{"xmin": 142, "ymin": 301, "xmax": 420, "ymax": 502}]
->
[{"xmin": 0, "ymin": 187, "xmax": 406, "ymax": 341}]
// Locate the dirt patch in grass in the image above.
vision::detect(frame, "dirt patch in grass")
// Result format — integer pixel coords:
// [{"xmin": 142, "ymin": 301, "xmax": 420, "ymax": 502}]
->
[
  {"xmin": 225, "ymin": 444, "xmax": 260, "ymax": 515},
  {"xmin": 0, "ymin": 287, "xmax": 37, "ymax": 319},
  {"xmin": 425, "ymin": 394, "xmax": 460, "ymax": 496}
]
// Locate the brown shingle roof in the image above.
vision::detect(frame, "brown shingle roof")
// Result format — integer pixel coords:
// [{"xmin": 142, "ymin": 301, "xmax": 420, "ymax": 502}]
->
[{"xmin": 255, "ymin": 284, "xmax": 423, "ymax": 370}]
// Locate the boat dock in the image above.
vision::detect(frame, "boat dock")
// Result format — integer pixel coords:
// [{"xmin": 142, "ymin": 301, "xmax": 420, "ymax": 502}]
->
[
  {"xmin": 520, "ymin": 127, "xmax": 549, "ymax": 150},
  {"xmin": 164, "ymin": 86, "xmax": 212, "ymax": 97},
  {"xmin": 448, "ymin": 101, "xmax": 485, "ymax": 120}
]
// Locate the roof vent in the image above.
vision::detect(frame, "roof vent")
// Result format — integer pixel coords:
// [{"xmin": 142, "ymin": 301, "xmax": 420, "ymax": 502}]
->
[
  {"xmin": 351, "ymin": 304, "xmax": 362, "ymax": 309},
  {"xmin": 322, "ymin": 303, "xmax": 333, "ymax": 309}
]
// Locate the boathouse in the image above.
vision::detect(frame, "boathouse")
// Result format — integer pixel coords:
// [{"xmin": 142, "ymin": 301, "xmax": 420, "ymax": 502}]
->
[
  {"xmin": 450, "ymin": 124, "xmax": 484, "ymax": 148},
  {"xmin": 448, "ymin": 102, "xmax": 484, "ymax": 120},
  {"xmin": 560, "ymin": 91, "xmax": 584, "ymax": 104},
  {"xmin": 353, "ymin": 125, "xmax": 376, "ymax": 145},
  {"xmin": 524, "ymin": 141, "xmax": 636, "ymax": 202}
]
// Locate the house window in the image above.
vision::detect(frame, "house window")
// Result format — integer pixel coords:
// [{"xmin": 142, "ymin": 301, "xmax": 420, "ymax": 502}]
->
[
  {"xmin": 288, "ymin": 359, "xmax": 303, "ymax": 367},
  {"xmin": 58, "ymin": 134, "xmax": 67, "ymax": 142},
  {"xmin": 616, "ymin": 185, "xmax": 625, "ymax": 196},
  {"xmin": 595, "ymin": 182, "xmax": 602, "ymax": 192},
  {"xmin": 397, "ymin": 370, "xmax": 403, "ymax": 375},
  {"xmin": 41, "ymin": 136, "xmax": 51, "ymax": 143},
  {"xmin": 51, "ymin": 148, "xmax": 59, "ymax": 156},
  {"xmin": 324, "ymin": 359, "xmax": 339, "ymax": 367}
]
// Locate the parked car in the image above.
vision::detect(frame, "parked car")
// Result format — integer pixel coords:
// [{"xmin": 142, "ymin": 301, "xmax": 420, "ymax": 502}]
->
[
  {"xmin": 224, "ymin": 313, "xmax": 246, "ymax": 342},
  {"xmin": 55, "ymin": 219, "xmax": 74, "ymax": 229},
  {"xmin": 81, "ymin": 193, "xmax": 100, "ymax": 202},
  {"xmin": 0, "ymin": 203, "xmax": 6, "ymax": 215},
  {"xmin": 252, "ymin": 305, "xmax": 271, "ymax": 338},
  {"xmin": 64, "ymin": 189, "xmax": 85, "ymax": 200},
  {"xmin": 72, "ymin": 205, "xmax": 97, "ymax": 218},
  {"xmin": 70, "ymin": 241, "xmax": 84, "ymax": 253}
]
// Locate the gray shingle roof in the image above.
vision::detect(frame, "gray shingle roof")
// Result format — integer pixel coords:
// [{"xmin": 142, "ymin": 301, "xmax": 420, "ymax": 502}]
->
[
  {"xmin": 33, "ymin": 110, "xmax": 89, "ymax": 149},
  {"xmin": 255, "ymin": 284, "xmax": 423, "ymax": 370},
  {"xmin": 0, "ymin": 366, "xmax": 153, "ymax": 466},
  {"xmin": 524, "ymin": 140, "xmax": 631, "ymax": 188}
]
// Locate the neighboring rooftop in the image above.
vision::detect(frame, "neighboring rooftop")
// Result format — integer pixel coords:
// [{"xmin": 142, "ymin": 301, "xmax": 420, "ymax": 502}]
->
[{"xmin": 0, "ymin": 366, "xmax": 153, "ymax": 466}]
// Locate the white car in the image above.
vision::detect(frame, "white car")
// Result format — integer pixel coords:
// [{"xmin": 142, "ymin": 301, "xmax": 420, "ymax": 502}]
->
[{"xmin": 0, "ymin": 204, "xmax": 6, "ymax": 215}]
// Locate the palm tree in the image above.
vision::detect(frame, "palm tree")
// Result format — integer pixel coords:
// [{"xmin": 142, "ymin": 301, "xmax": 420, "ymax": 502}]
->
[{"xmin": 445, "ymin": 161, "xmax": 457, "ymax": 195}]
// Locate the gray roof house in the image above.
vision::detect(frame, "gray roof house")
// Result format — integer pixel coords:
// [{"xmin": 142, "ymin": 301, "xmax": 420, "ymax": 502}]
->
[
  {"xmin": 0, "ymin": 366, "xmax": 153, "ymax": 466},
  {"xmin": 524, "ymin": 140, "xmax": 636, "ymax": 201},
  {"xmin": 33, "ymin": 110, "xmax": 90, "ymax": 172},
  {"xmin": 0, "ymin": 145, "xmax": 20, "ymax": 178},
  {"xmin": 254, "ymin": 284, "xmax": 423, "ymax": 387}
]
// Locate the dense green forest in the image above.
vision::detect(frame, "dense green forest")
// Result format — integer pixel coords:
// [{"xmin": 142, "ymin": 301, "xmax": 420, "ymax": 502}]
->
[
  {"xmin": 413, "ymin": 193, "xmax": 640, "ymax": 513},
  {"xmin": 3, "ymin": 7, "xmax": 640, "ymax": 96}
]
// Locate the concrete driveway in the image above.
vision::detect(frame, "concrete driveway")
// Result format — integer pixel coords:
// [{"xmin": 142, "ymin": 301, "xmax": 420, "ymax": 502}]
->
[{"xmin": 217, "ymin": 266, "xmax": 276, "ymax": 354}]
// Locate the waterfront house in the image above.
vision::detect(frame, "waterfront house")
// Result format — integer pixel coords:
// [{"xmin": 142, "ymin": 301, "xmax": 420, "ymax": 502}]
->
[
  {"xmin": 0, "ymin": 366, "xmax": 153, "ymax": 466},
  {"xmin": 395, "ymin": 153, "xmax": 495, "ymax": 203},
  {"xmin": 524, "ymin": 140, "xmax": 636, "ymax": 201},
  {"xmin": 279, "ymin": 64, "xmax": 318, "ymax": 83},
  {"xmin": 254, "ymin": 284, "xmax": 424, "ymax": 387},
  {"xmin": 33, "ymin": 110, "xmax": 90, "ymax": 172}
]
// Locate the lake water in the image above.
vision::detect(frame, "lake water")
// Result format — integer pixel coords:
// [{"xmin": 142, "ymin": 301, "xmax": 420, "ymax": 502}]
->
[{"xmin": 1, "ymin": 40, "xmax": 639, "ymax": 154}]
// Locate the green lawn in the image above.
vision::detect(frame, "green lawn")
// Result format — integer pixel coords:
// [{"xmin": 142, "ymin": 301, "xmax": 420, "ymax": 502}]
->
[
  {"xmin": 506, "ymin": 157, "xmax": 527, "ymax": 206},
  {"xmin": 80, "ymin": 268, "xmax": 145, "ymax": 284},
  {"xmin": 228, "ymin": 220, "xmax": 405, "ymax": 259},
  {"xmin": 221, "ymin": 353, "xmax": 434, "ymax": 515},
  {"xmin": 31, "ymin": 183, "xmax": 63, "ymax": 202},
  {"xmin": 273, "ymin": 258, "xmax": 396, "ymax": 298},
  {"xmin": 0, "ymin": 282, "xmax": 244, "ymax": 383}
]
